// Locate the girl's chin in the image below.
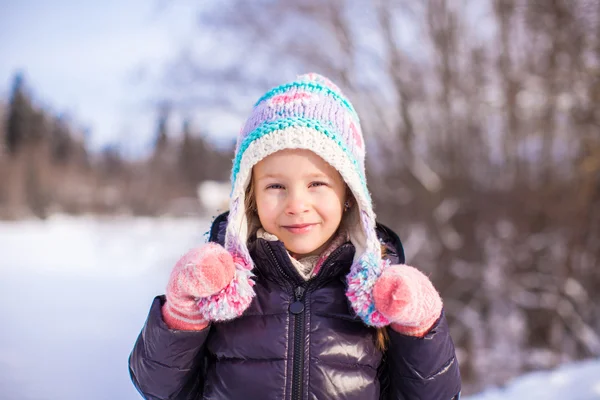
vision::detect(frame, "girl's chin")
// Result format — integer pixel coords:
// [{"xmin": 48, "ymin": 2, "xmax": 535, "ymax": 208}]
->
[{"xmin": 284, "ymin": 241, "xmax": 328, "ymax": 258}]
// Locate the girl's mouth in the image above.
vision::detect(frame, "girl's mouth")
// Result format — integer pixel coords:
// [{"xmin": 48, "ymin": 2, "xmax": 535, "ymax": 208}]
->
[{"xmin": 282, "ymin": 223, "xmax": 317, "ymax": 234}]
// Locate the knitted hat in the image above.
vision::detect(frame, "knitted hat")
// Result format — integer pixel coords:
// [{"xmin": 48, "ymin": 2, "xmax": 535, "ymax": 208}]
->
[{"xmin": 211, "ymin": 73, "xmax": 390, "ymax": 327}]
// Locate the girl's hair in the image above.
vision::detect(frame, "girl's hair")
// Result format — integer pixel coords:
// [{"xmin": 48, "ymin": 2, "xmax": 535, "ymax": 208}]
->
[
  {"xmin": 376, "ymin": 327, "xmax": 389, "ymax": 352},
  {"xmin": 244, "ymin": 176, "xmax": 257, "ymax": 221},
  {"xmin": 244, "ymin": 175, "xmax": 389, "ymax": 352},
  {"xmin": 376, "ymin": 245, "xmax": 389, "ymax": 352}
]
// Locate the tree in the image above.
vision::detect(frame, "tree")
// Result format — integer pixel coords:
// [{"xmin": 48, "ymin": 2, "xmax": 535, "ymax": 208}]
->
[
  {"xmin": 154, "ymin": 102, "xmax": 170, "ymax": 156},
  {"xmin": 162, "ymin": 0, "xmax": 600, "ymax": 392},
  {"xmin": 179, "ymin": 118, "xmax": 201, "ymax": 187},
  {"xmin": 5, "ymin": 72, "xmax": 33, "ymax": 155},
  {"xmin": 50, "ymin": 115, "xmax": 73, "ymax": 164}
]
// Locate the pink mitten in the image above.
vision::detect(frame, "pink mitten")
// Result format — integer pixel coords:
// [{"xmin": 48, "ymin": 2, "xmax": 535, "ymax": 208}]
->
[
  {"xmin": 373, "ymin": 265, "xmax": 443, "ymax": 337},
  {"xmin": 162, "ymin": 243, "xmax": 236, "ymax": 331}
]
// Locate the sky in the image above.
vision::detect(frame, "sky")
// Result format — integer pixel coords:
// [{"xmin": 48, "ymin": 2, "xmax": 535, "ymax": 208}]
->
[
  {"xmin": 0, "ymin": 0, "xmax": 498, "ymax": 160},
  {"xmin": 0, "ymin": 0, "xmax": 215, "ymax": 156}
]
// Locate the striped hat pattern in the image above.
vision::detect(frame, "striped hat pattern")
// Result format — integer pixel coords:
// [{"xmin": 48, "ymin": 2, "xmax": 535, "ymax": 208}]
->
[{"xmin": 198, "ymin": 73, "xmax": 391, "ymax": 327}]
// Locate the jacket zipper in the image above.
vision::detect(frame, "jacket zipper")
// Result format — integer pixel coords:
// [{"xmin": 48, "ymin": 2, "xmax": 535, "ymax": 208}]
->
[
  {"xmin": 264, "ymin": 241, "xmax": 293, "ymax": 283},
  {"xmin": 264, "ymin": 241, "xmax": 349, "ymax": 400},
  {"xmin": 290, "ymin": 285, "xmax": 306, "ymax": 400},
  {"xmin": 264, "ymin": 242, "xmax": 305, "ymax": 400},
  {"xmin": 288, "ymin": 246, "xmax": 348, "ymax": 400}
]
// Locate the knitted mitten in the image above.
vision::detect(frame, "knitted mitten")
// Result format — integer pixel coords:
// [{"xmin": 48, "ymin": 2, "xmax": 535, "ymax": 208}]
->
[
  {"xmin": 162, "ymin": 243, "xmax": 236, "ymax": 331},
  {"xmin": 373, "ymin": 265, "xmax": 443, "ymax": 337}
]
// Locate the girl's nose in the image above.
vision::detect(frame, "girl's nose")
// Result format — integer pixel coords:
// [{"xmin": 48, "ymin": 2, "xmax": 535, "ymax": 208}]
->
[{"xmin": 285, "ymin": 190, "xmax": 309, "ymax": 215}]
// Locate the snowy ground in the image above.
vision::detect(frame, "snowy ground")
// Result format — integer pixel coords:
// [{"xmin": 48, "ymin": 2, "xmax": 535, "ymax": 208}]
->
[
  {"xmin": 0, "ymin": 216, "xmax": 599, "ymax": 400},
  {"xmin": 466, "ymin": 359, "xmax": 600, "ymax": 400},
  {"xmin": 0, "ymin": 215, "xmax": 207, "ymax": 400}
]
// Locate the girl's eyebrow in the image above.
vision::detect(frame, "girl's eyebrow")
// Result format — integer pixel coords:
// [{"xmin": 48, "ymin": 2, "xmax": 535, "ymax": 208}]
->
[
  {"xmin": 306, "ymin": 173, "xmax": 329, "ymax": 179},
  {"xmin": 255, "ymin": 173, "xmax": 283, "ymax": 180},
  {"xmin": 256, "ymin": 172, "xmax": 328, "ymax": 180}
]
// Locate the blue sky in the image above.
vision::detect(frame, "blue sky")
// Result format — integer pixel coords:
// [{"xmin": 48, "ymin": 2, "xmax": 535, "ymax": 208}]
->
[
  {"xmin": 0, "ymin": 1, "xmax": 448, "ymax": 158},
  {"xmin": 0, "ymin": 0, "xmax": 209, "ymax": 155}
]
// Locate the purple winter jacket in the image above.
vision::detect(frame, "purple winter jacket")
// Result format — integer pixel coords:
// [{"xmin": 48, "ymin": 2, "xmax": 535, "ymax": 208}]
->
[{"xmin": 129, "ymin": 212, "xmax": 461, "ymax": 400}]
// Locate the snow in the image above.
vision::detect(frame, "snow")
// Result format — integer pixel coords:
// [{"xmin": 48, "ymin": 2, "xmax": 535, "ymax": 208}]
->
[
  {"xmin": 464, "ymin": 359, "xmax": 600, "ymax": 399},
  {"xmin": 0, "ymin": 215, "xmax": 209, "ymax": 400},
  {"xmin": 0, "ymin": 216, "xmax": 598, "ymax": 400}
]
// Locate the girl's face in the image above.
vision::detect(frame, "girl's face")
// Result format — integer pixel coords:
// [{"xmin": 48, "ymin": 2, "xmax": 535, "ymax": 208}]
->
[{"xmin": 252, "ymin": 149, "xmax": 347, "ymax": 258}]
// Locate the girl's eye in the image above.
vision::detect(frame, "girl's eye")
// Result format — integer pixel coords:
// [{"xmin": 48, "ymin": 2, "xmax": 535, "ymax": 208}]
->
[
  {"xmin": 310, "ymin": 181, "xmax": 327, "ymax": 188},
  {"xmin": 267, "ymin": 184, "xmax": 284, "ymax": 190}
]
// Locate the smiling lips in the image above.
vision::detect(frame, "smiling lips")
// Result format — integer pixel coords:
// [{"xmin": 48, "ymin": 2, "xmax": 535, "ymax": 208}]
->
[{"xmin": 282, "ymin": 223, "xmax": 318, "ymax": 234}]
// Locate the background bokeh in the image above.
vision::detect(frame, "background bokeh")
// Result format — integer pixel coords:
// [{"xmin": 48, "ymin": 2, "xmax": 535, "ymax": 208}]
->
[{"xmin": 1, "ymin": 0, "xmax": 599, "ymax": 398}]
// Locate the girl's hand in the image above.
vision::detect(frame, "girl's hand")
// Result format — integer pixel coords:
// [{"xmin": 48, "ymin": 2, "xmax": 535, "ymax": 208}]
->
[
  {"xmin": 373, "ymin": 265, "xmax": 443, "ymax": 337},
  {"xmin": 162, "ymin": 243, "xmax": 236, "ymax": 331}
]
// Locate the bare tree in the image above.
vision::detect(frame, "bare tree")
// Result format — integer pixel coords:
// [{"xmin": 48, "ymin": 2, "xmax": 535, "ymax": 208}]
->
[{"xmin": 163, "ymin": 0, "xmax": 600, "ymax": 393}]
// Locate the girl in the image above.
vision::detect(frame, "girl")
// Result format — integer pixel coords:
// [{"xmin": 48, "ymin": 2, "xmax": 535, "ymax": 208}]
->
[{"xmin": 129, "ymin": 74, "xmax": 461, "ymax": 400}]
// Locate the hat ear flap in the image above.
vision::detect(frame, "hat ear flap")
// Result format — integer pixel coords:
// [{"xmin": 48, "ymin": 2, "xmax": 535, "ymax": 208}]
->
[
  {"xmin": 225, "ymin": 166, "xmax": 254, "ymax": 265},
  {"xmin": 342, "ymin": 190, "xmax": 391, "ymax": 327}
]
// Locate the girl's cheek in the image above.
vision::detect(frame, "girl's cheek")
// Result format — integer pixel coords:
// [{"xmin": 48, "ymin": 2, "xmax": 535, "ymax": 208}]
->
[
  {"xmin": 261, "ymin": 193, "xmax": 283, "ymax": 209},
  {"xmin": 314, "ymin": 188, "xmax": 341, "ymax": 204}
]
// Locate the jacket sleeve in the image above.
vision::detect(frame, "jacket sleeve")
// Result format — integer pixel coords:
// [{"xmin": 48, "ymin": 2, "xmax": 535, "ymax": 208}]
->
[
  {"xmin": 128, "ymin": 296, "xmax": 211, "ymax": 400},
  {"xmin": 385, "ymin": 310, "xmax": 461, "ymax": 400}
]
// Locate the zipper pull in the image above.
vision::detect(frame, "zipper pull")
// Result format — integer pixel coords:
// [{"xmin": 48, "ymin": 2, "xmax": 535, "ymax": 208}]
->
[
  {"xmin": 290, "ymin": 286, "xmax": 306, "ymax": 314},
  {"xmin": 294, "ymin": 286, "xmax": 306, "ymax": 301}
]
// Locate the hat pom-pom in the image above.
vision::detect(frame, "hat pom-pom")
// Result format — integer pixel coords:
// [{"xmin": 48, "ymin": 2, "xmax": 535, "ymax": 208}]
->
[
  {"xmin": 346, "ymin": 254, "xmax": 391, "ymax": 327},
  {"xmin": 195, "ymin": 253, "xmax": 255, "ymax": 321}
]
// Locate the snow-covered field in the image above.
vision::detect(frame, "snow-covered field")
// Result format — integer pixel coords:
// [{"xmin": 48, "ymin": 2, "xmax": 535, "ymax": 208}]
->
[
  {"xmin": 0, "ymin": 215, "xmax": 207, "ymax": 400},
  {"xmin": 466, "ymin": 359, "xmax": 600, "ymax": 400},
  {"xmin": 0, "ymin": 216, "xmax": 598, "ymax": 400}
]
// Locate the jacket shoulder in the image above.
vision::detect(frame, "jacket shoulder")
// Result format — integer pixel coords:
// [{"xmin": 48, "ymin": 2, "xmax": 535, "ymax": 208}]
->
[
  {"xmin": 208, "ymin": 211, "xmax": 230, "ymax": 245},
  {"xmin": 375, "ymin": 221, "xmax": 405, "ymax": 264}
]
